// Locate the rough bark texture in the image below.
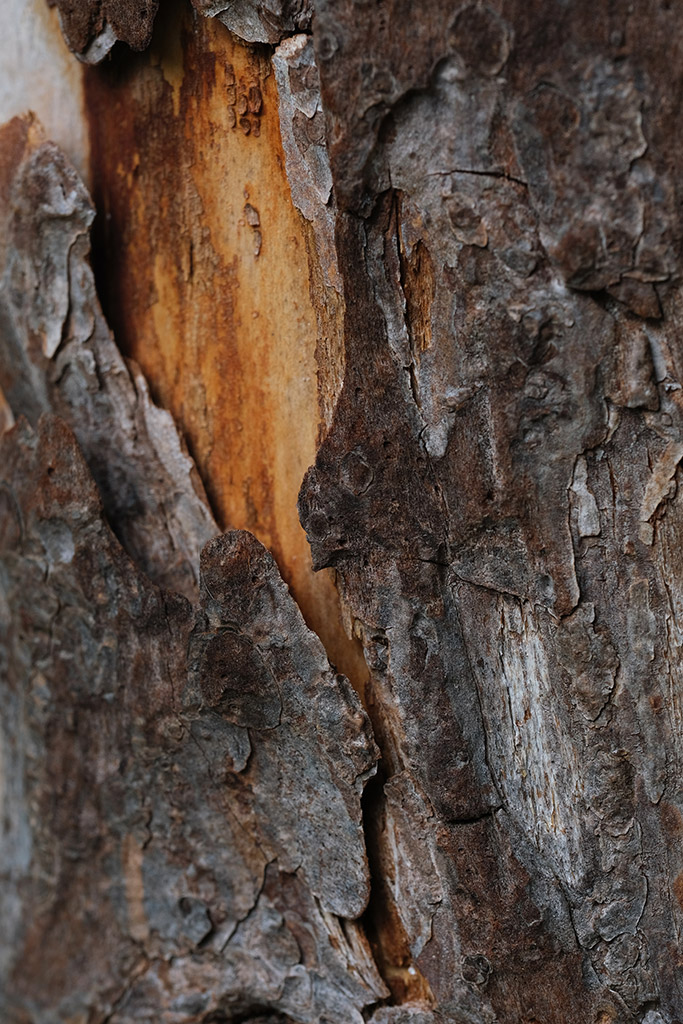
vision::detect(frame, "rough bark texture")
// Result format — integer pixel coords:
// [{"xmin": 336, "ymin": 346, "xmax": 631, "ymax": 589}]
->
[{"xmin": 2, "ymin": 2, "xmax": 683, "ymax": 1024}]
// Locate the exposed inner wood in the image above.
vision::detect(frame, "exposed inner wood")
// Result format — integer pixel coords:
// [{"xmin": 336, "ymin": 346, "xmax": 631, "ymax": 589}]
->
[
  {"xmin": 0, "ymin": 0, "xmax": 88, "ymax": 182},
  {"xmin": 85, "ymin": 0, "xmax": 367, "ymax": 691},
  {"xmin": 7, "ymin": 0, "xmax": 683, "ymax": 1019}
]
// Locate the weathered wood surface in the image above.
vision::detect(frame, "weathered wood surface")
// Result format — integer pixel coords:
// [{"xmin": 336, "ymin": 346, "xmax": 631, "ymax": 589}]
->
[
  {"xmin": 2, "ymin": 2, "xmax": 683, "ymax": 1023},
  {"xmin": 83, "ymin": 0, "xmax": 362, "ymax": 689}
]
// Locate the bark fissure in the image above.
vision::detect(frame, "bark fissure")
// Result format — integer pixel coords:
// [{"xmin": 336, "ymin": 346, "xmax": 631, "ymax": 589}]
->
[
  {"xmin": 5, "ymin": 1, "xmax": 683, "ymax": 1022},
  {"xmin": 425, "ymin": 168, "xmax": 528, "ymax": 188}
]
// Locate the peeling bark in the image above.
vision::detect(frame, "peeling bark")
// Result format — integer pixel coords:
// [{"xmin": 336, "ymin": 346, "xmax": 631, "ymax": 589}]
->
[
  {"xmin": 3, "ymin": 2, "xmax": 683, "ymax": 1023},
  {"xmin": 0, "ymin": 115, "xmax": 217, "ymax": 599}
]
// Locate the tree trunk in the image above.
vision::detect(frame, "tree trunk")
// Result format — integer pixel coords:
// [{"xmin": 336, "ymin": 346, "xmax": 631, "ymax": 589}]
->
[{"xmin": 1, "ymin": 3, "xmax": 682, "ymax": 1023}]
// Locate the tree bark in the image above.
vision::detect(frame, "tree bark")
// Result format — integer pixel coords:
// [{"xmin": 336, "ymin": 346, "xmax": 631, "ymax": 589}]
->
[{"xmin": 1, "ymin": 3, "xmax": 683, "ymax": 1023}]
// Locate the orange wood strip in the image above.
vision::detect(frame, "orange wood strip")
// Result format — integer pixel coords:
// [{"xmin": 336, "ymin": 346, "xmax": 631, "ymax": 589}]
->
[{"xmin": 85, "ymin": 0, "xmax": 367, "ymax": 690}]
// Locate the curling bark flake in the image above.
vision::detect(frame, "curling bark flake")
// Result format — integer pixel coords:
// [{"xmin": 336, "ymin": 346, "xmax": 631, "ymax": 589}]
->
[{"xmin": 2, "ymin": 2, "xmax": 683, "ymax": 1023}]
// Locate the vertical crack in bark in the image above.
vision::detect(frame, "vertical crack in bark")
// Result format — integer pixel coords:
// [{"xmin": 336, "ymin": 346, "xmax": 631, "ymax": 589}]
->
[
  {"xmin": 8, "ymin": 1, "xmax": 683, "ymax": 1020},
  {"xmin": 359, "ymin": 765, "xmax": 436, "ymax": 1014}
]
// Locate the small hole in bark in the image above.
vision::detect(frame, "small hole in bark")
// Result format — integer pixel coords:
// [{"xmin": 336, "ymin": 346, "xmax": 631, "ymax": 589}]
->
[
  {"xmin": 461, "ymin": 952, "xmax": 492, "ymax": 986},
  {"xmin": 318, "ymin": 32, "xmax": 339, "ymax": 61}
]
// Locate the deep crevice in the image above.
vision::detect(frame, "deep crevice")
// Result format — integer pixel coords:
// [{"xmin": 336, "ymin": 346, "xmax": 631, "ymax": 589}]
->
[{"xmin": 360, "ymin": 758, "xmax": 435, "ymax": 1011}]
